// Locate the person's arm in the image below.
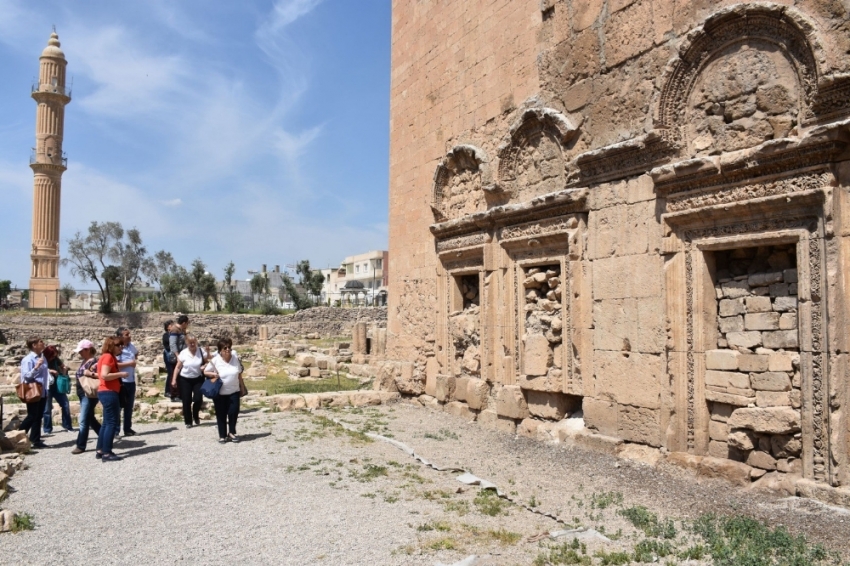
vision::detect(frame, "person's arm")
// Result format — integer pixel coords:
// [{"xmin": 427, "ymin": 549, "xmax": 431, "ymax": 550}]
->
[
  {"xmin": 203, "ymin": 359, "xmax": 218, "ymax": 380},
  {"xmin": 116, "ymin": 357, "xmax": 136, "ymax": 370},
  {"xmin": 172, "ymin": 358, "xmax": 184, "ymax": 386},
  {"xmin": 21, "ymin": 355, "xmax": 43, "ymax": 382},
  {"xmin": 100, "ymin": 359, "xmax": 127, "ymax": 382}
]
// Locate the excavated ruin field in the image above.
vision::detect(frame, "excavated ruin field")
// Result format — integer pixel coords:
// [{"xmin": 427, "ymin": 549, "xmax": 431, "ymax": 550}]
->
[{"xmin": 1, "ymin": 401, "xmax": 849, "ymax": 565}]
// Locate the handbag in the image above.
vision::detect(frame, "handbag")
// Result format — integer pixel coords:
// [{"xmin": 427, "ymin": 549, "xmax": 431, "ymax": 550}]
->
[
  {"xmin": 56, "ymin": 374, "xmax": 71, "ymax": 395},
  {"xmin": 238, "ymin": 376, "xmax": 248, "ymax": 398},
  {"xmin": 16, "ymin": 381, "xmax": 43, "ymax": 403},
  {"xmin": 200, "ymin": 377, "xmax": 222, "ymax": 399},
  {"xmin": 79, "ymin": 375, "xmax": 100, "ymax": 398}
]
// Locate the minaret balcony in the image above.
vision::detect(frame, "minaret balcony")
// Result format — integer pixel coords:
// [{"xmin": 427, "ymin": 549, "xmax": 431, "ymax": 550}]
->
[
  {"xmin": 31, "ymin": 81, "xmax": 71, "ymax": 101},
  {"xmin": 30, "ymin": 149, "xmax": 67, "ymax": 168}
]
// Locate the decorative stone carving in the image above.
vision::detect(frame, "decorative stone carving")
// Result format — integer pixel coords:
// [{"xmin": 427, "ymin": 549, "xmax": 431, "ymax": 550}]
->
[
  {"xmin": 658, "ymin": 5, "xmax": 821, "ymax": 145},
  {"xmin": 497, "ymin": 107, "xmax": 579, "ymax": 204},
  {"xmin": 432, "ymin": 145, "xmax": 491, "ymax": 222},
  {"xmin": 436, "ymin": 232, "xmax": 488, "ymax": 253}
]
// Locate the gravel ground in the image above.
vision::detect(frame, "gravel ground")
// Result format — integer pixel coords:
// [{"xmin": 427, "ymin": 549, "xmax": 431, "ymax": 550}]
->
[{"xmin": 1, "ymin": 401, "xmax": 849, "ymax": 565}]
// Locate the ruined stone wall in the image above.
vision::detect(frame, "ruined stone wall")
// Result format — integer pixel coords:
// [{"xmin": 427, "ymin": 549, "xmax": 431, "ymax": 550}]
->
[
  {"xmin": 0, "ymin": 308, "xmax": 386, "ymax": 356},
  {"xmin": 388, "ymin": 0, "xmax": 850, "ymax": 492}
]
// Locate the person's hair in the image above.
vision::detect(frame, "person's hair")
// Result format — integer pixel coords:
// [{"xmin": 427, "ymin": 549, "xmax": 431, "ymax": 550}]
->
[
  {"xmin": 216, "ymin": 337, "xmax": 233, "ymax": 352},
  {"xmin": 80, "ymin": 346, "xmax": 96, "ymax": 357},
  {"xmin": 163, "ymin": 320, "xmax": 174, "ymax": 332},
  {"xmin": 185, "ymin": 333, "xmax": 197, "ymax": 345},
  {"xmin": 44, "ymin": 345, "xmax": 58, "ymax": 360},
  {"xmin": 102, "ymin": 336, "xmax": 122, "ymax": 355},
  {"xmin": 177, "ymin": 314, "xmax": 189, "ymax": 325},
  {"xmin": 116, "ymin": 326, "xmax": 129, "ymax": 336},
  {"xmin": 26, "ymin": 336, "xmax": 41, "ymax": 350}
]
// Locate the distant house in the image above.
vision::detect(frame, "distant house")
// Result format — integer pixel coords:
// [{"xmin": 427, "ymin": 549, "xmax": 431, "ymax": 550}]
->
[{"xmin": 321, "ymin": 250, "xmax": 388, "ymax": 306}]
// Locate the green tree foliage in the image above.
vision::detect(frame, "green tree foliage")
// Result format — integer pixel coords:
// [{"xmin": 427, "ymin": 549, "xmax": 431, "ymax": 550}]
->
[
  {"xmin": 281, "ymin": 273, "xmax": 311, "ymax": 310},
  {"xmin": 191, "ymin": 259, "xmax": 217, "ymax": 311},
  {"xmin": 0, "ymin": 280, "xmax": 11, "ymax": 304},
  {"xmin": 293, "ymin": 260, "xmax": 325, "ymax": 305},
  {"xmin": 222, "ymin": 261, "xmax": 243, "ymax": 313}
]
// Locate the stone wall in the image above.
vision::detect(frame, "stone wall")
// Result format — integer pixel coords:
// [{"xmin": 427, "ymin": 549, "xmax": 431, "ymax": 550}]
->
[
  {"xmin": 387, "ymin": 0, "xmax": 850, "ymax": 492},
  {"xmin": 0, "ymin": 308, "xmax": 386, "ymax": 356}
]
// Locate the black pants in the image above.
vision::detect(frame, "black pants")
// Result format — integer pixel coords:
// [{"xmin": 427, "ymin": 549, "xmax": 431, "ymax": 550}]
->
[
  {"xmin": 213, "ymin": 392, "xmax": 240, "ymax": 438},
  {"xmin": 21, "ymin": 397, "xmax": 47, "ymax": 443},
  {"xmin": 179, "ymin": 375, "xmax": 204, "ymax": 425}
]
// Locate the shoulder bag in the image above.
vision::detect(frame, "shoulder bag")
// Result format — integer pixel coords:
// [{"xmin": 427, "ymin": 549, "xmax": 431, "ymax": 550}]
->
[
  {"xmin": 16, "ymin": 381, "xmax": 43, "ymax": 403},
  {"xmin": 78, "ymin": 359, "xmax": 100, "ymax": 399},
  {"xmin": 56, "ymin": 373, "xmax": 71, "ymax": 395},
  {"xmin": 200, "ymin": 361, "xmax": 222, "ymax": 399}
]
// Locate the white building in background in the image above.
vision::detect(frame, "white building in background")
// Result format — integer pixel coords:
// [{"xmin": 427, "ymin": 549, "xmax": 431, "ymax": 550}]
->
[{"xmin": 321, "ymin": 250, "xmax": 388, "ymax": 306}]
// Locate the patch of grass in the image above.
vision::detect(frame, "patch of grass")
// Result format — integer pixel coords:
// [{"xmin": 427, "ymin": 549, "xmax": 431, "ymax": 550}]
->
[
  {"xmin": 488, "ymin": 528, "xmax": 521, "ymax": 545},
  {"xmin": 349, "ymin": 463, "xmax": 388, "ymax": 482},
  {"xmin": 11, "ymin": 513, "xmax": 35, "ymax": 532},
  {"xmin": 421, "ymin": 489, "xmax": 454, "ymax": 501},
  {"xmin": 691, "ymin": 513, "xmax": 840, "ymax": 566},
  {"xmin": 677, "ymin": 544, "xmax": 705, "ymax": 560},
  {"xmin": 418, "ymin": 521, "xmax": 451, "ymax": 532},
  {"xmin": 528, "ymin": 494, "xmax": 539, "ymax": 508},
  {"xmin": 428, "ymin": 537, "xmax": 457, "ymax": 551},
  {"xmin": 632, "ymin": 538, "xmax": 674, "ymax": 562},
  {"xmin": 473, "ymin": 489, "xmax": 510, "ymax": 516},
  {"xmin": 442, "ymin": 499, "xmax": 470, "ymax": 516},
  {"xmin": 593, "ymin": 550, "xmax": 631, "ymax": 565},
  {"xmin": 361, "ymin": 492, "xmax": 376, "ymax": 499},
  {"xmin": 590, "ymin": 490, "xmax": 623, "ymax": 510},
  {"xmin": 619, "ymin": 505, "xmax": 676, "ymax": 539},
  {"xmin": 534, "ymin": 539, "xmax": 591, "ymax": 565},
  {"xmin": 424, "ymin": 427, "xmax": 459, "ymax": 441},
  {"xmin": 309, "ymin": 414, "xmax": 373, "ymax": 444}
]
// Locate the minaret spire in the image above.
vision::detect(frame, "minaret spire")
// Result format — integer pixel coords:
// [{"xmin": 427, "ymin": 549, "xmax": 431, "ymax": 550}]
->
[{"xmin": 29, "ymin": 31, "xmax": 70, "ymax": 309}]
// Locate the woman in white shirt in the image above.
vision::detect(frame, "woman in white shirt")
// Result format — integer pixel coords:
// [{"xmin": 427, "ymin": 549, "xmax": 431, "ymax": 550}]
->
[
  {"xmin": 204, "ymin": 337, "xmax": 243, "ymax": 443},
  {"xmin": 171, "ymin": 334, "xmax": 208, "ymax": 429}
]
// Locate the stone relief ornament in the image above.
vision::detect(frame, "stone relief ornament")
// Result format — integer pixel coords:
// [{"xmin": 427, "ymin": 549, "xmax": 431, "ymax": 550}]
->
[{"xmin": 432, "ymin": 145, "xmax": 492, "ymax": 222}]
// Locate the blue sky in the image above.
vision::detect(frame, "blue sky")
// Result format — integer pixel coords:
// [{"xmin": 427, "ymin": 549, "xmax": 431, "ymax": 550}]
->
[{"xmin": 0, "ymin": 0, "xmax": 390, "ymax": 289}]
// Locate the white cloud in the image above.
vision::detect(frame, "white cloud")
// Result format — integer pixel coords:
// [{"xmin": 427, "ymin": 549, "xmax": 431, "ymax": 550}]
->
[
  {"xmin": 258, "ymin": 0, "xmax": 323, "ymax": 38},
  {"xmin": 161, "ymin": 198, "xmax": 182, "ymax": 207}
]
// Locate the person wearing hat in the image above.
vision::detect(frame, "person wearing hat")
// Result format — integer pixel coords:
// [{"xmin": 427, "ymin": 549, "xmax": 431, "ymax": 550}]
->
[
  {"xmin": 19, "ymin": 335, "xmax": 50, "ymax": 449},
  {"xmin": 42, "ymin": 345, "xmax": 74, "ymax": 434},
  {"xmin": 72, "ymin": 339, "xmax": 101, "ymax": 454}
]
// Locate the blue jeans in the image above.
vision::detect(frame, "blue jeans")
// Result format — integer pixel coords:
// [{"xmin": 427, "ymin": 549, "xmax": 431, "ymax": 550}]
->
[
  {"xmin": 96, "ymin": 391, "xmax": 120, "ymax": 455},
  {"xmin": 120, "ymin": 381, "xmax": 136, "ymax": 433},
  {"xmin": 43, "ymin": 386, "xmax": 73, "ymax": 432},
  {"xmin": 213, "ymin": 392, "xmax": 240, "ymax": 438},
  {"xmin": 76, "ymin": 393, "xmax": 101, "ymax": 450}
]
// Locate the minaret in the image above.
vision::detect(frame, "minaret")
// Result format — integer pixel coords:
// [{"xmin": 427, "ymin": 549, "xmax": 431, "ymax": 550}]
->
[{"xmin": 29, "ymin": 31, "xmax": 70, "ymax": 309}]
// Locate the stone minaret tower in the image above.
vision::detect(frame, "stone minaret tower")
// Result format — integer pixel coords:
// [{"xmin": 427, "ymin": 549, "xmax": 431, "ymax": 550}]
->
[{"xmin": 29, "ymin": 32, "xmax": 70, "ymax": 309}]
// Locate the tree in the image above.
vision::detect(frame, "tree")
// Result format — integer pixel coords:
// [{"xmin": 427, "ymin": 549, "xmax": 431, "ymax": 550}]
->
[
  {"xmin": 190, "ymin": 259, "xmax": 217, "ymax": 311},
  {"xmin": 62, "ymin": 221, "xmax": 123, "ymax": 313},
  {"xmin": 160, "ymin": 266, "xmax": 190, "ymax": 312},
  {"xmin": 222, "ymin": 261, "xmax": 243, "ymax": 313},
  {"xmin": 294, "ymin": 260, "xmax": 324, "ymax": 305},
  {"xmin": 60, "ymin": 283, "xmax": 75, "ymax": 307},
  {"xmin": 281, "ymin": 273, "xmax": 311, "ymax": 310},
  {"xmin": 250, "ymin": 272, "xmax": 270, "ymax": 305},
  {"xmin": 0, "ymin": 280, "xmax": 11, "ymax": 305},
  {"xmin": 111, "ymin": 228, "xmax": 155, "ymax": 311},
  {"xmin": 306, "ymin": 271, "xmax": 325, "ymax": 304}
]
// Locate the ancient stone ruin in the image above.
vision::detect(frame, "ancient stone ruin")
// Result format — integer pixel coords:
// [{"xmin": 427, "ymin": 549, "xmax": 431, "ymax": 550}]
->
[{"xmin": 384, "ymin": 1, "xmax": 850, "ymax": 497}]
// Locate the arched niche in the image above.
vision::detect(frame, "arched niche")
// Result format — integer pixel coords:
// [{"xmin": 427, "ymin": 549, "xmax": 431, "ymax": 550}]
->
[
  {"xmin": 657, "ymin": 4, "xmax": 824, "ymax": 158},
  {"xmin": 431, "ymin": 144, "xmax": 491, "ymax": 222},
  {"xmin": 497, "ymin": 107, "xmax": 579, "ymax": 205}
]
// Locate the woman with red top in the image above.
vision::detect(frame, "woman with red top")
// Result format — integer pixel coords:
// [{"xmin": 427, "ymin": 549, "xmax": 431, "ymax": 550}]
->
[{"xmin": 96, "ymin": 336, "xmax": 127, "ymax": 462}]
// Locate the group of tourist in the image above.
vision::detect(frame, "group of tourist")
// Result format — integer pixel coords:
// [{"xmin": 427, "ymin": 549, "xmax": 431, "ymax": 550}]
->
[{"xmin": 17, "ymin": 314, "xmax": 246, "ymax": 461}]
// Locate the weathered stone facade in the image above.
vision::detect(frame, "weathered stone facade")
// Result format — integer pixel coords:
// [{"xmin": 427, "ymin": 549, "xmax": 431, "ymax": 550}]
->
[{"xmin": 387, "ymin": 1, "xmax": 850, "ymax": 490}]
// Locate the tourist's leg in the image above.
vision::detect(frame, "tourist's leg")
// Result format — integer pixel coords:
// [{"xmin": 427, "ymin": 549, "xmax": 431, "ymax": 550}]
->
[
  {"xmin": 191, "ymin": 378, "xmax": 203, "ymax": 423},
  {"xmin": 42, "ymin": 389, "xmax": 54, "ymax": 433},
  {"xmin": 29, "ymin": 398, "xmax": 46, "ymax": 443},
  {"xmin": 122, "ymin": 381, "xmax": 136, "ymax": 433},
  {"xmin": 213, "ymin": 394, "xmax": 227, "ymax": 439},
  {"xmin": 76, "ymin": 395, "xmax": 91, "ymax": 449},
  {"xmin": 56, "ymin": 390, "xmax": 73, "ymax": 430},
  {"xmin": 179, "ymin": 376, "xmax": 192, "ymax": 425},
  {"xmin": 99, "ymin": 392, "xmax": 118, "ymax": 455},
  {"xmin": 228, "ymin": 392, "xmax": 240, "ymax": 435}
]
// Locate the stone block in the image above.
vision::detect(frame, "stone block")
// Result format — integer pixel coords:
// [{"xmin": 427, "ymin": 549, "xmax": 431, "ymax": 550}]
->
[
  {"xmin": 748, "ymin": 272, "xmax": 783, "ymax": 287},
  {"xmin": 770, "ymin": 434, "xmax": 802, "ymax": 458},
  {"xmin": 776, "ymin": 458, "xmax": 802, "ymax": 474},
  {"xmin": 466, "ymin": 378, "xmax": 489, "ymax": 410},
  {"xmin": 595, "ymin": 351, "xmax": 661, "ymax": 409},
  {"xmin": 302, "ymin": 394, "xmax": 320, "ymax": 409},
  {"xmin": 750, "ymin": 372, "xmax": 791, "ymax": 392},
  {"xmin": 728, "ymin": 407, "xmax": 800, "ymax": 434},
  {"xmin": 705, "ymin": 370, "xmax": 750, "ymax": 390},
  {"xmin": 495, "ymin": 385, "xmax": 529, "ymax": 419},
  {"xmin": 790, "ymin": 389, "xmax": 801, "ymax": 409},
  {"xmin": 756, "ymin": 391, "xmax": 791, "ymax": 407},
  {"xmin": 705, "ymin": 350, "xmax": 739, "ymax": 371},
  {"xmin": 295, "ymin": 353, "xmax": 316, "ymax": 367},
  {"xmin": 728, "ymin": 429, "xmax": 756, "ymax": 451},
  {"xmin": 517, "ymin": 368, "xmax": 563, "ymax": 392},
  {"xmin": 617, "ymin": 405, "xmax": 661, "ymax": 446},
  {"xmin": 769, "ymin": 283, "xmax": 790, "ymax": 297},
  {"xmin": 396, "ymin": 361, "xmax": 424, "ymax": 395},
  {"xmin": 477, "ymin": 409, "xmax": 516, "ymax": 434},
  {"xmin": 745, "ymin": 312, "xmax": 780, "ymax": 331},
  {"xmin": 708, "ymin": 440, "xmax": 730, "ymax": 459},
  {"xmin": 710, "ymin": 402, "xmax": 734, "ymax": 422},
  {"xmin": 745, "ymin": 296, "xmax": 773, "ymax": 312},
  {"xmin": 434, "ymin": 374, "xmax": 456, "ymax": 403},
  {"xmin": 747, "ymin": 450, "xmax": 777, "ymax": 471},
  {"xmin": 666, "ymin": 451, "xmax": 703, "ymax": 473},
  {"xmin": 592, "ymin": 254, "xmax": 662, "ymax": 299},
  {"xmin": 783, "ymin": 269, "xmax": 798, "ymax": 283},
  {"xmin": 349, "ymin": 391, "xmax": 383, "ymax": 407},
  {"xmin": 779, "ymin": 313, "xmax": 797, "ymax": 330},
  {"xmin": 704, "ymin": 389, "xmax": 754, "ymax": 406},
  {"xmin": 721, "ymin": 280, "xmax": 751, "ymax": 299},
  {"xmin": 718, "ymin": 316, "xmax": 744, "ymax": 333},
  {"xmin": 773, "ymin": 296, "xmax": 797, "ymax": 312},
  {"xmin": 573, "ymin": 430, "xmax": 623, "ymax": 455},
  {"xmin": 425, "ymin": 357, "xmax": 438, "ymax": 397},
  {"xmin": 517, "ymin": 418, "xmax": 540, "ymax": 439},
  {"xmin": 526, "ymin": 390, "xmax": 570, "ymax": 420},
  {"xmin": 444, "ymin": 401, "xmax": 475, "ymax": 420},
  {"xmin": 454, "ymin": 377, "xmax": 470, "ymax": 402},
  {"xmin": 309, "ymin": 367, "xmax": 321, "ymax": 377},
  {"xmin": 523, "ymin": 333, "xmax": 552, "ymax": 376},
  {"xmin": 738, "ymin": 354, "xmax": 769, "ymax": 372},
  {"xmin": 726, "ymin": 331, "xmax": 762, "ymax": 349},
  {"xmin": 316, "ymin": 358, "xmax": 329, "ymax": 370},
  {"xmin": 697, "ymin": 456, "xmax": 753, "ymax": 486},
  {"xmin": 709, "ymin": 420, "xmax": 729, "ymax": 441},
  {"xmin": 719, "ymin": 298, "xmax": 745, "ymax": 316},
  {"xmin": 583, "ymin": 397, "xmax": 618, "ymax": 436}
]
